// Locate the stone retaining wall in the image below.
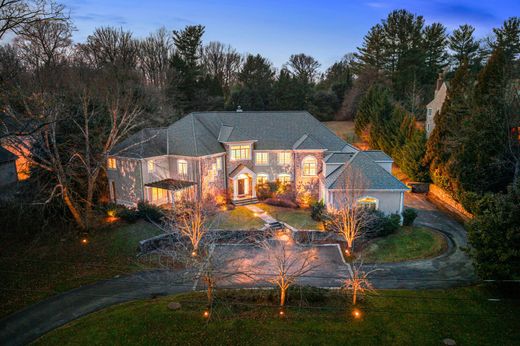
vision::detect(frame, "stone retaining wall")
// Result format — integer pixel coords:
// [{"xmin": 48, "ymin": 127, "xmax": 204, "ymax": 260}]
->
[{"xmin": 427, "ymin": 184, "xmax": 473, "ymax": 221}]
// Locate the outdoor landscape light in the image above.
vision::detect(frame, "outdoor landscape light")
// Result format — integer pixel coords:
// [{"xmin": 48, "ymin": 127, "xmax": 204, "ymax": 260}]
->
[{"xmin": 352, "ymin": 308, "xmax": 362, "ymax": 319}]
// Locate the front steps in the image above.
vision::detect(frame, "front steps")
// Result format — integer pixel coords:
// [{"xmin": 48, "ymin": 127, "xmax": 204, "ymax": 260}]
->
[{"xmin": 232, "ymin": 197, "xmax": 258, "ymax": 206}]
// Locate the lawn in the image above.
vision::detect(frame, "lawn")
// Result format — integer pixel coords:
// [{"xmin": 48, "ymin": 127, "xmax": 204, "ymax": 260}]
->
[
  {"xmin": 212, "ymin": 206, "xmax": 265, "ymax": 230},
  {"xmin": 35, "ymin": 286, "xmax": 520, "ymax": 345},
  {"xmin": 361, "ymin": 226, "xmax": 447, "ymax": 263},
  {"xmin": 0, "ymin": 220, "xmax": 161, "ymax": 317},
  {"xmin": 258, "ymin": 203, "xmax": 323, "ymax": 230}
]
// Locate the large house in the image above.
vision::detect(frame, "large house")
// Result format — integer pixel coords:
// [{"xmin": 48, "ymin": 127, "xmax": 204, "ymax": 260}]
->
[
  {"xmin": 107, "ymin": 111, "xmax": 408, "ymax": 215},
  {"xmin": 425, "ymin": 75, "xmax": 448, "ymax": 137}
]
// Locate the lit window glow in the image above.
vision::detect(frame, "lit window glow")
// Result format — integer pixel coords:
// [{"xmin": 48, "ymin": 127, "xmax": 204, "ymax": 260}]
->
[
  {"xmin": 255, "ymin": 152, "xmax": 269, "ymax": 165},
  {"xmin": 147, "ymin": 160, "xmax": 155, "ymax": 173},
  {"xmin": 178, "ymin": 159, "xmax": 188, "ymax": 176},
  {"xmin": 302, "ymin": 156, "xmax": 317, "ymax": 176},
  {"xmin": 148, "ymin": 187, "xmax": 168, "ymax": 202},
  {"xmin": 230, "ymin": 145, "xmax": 251, "ymax": 161},
  {"xmin": 257, "ymin": 174, "xmax": 268, "ymax": 184},
  {"xmin": 357, "ymin": 196, "xmax": 378, "ymax": 210},
  {"xmin": 278, "ymin": 152, "xmax": 292, "ymax": 165},
  {"xmin": 107, "ymin": 157, "xmax": 117, "ymax": 170},
  {"xmin": 216, "ymin": 157, "xmax": 222, "ymax": 170},
  {"xmin": 278, "ymin": 174, "xmax": 291, "ymax": 185}
]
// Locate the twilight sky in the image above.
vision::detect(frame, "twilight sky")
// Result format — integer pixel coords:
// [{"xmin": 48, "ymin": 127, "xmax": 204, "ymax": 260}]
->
[{"xmin": 60, "ymin": 0, "xmax": 519, "ymax": 69}]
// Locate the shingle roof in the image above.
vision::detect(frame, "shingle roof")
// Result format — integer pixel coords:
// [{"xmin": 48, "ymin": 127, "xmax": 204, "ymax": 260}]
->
[
  {"xmin": 327, "ymin": 152, "xmax": 408, "ymax": 191},
  {"xmin": 111, "ymin": 111, "xmax": 351, "ymax": 158},
  {"xmin": 0, "ymin": 146, "xmax": 17, "ymax": 163},
  {"xmin": 363, "ymin": 150, "xmax": 393, "ymax": 162},
  {"xmin": 325, "ymin": 152, "xmax": 355, "ymax": 164}
]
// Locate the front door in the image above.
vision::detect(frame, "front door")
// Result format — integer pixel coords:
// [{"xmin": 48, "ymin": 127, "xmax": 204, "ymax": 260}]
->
[{"xmin": 237, "ymin": 178, "xmax": 245, "ymax": 196}]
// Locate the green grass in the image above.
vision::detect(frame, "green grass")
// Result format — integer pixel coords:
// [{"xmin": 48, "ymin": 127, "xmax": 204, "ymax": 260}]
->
[
  {"xmin": 0, "ymin": 220, "xmax": 161, "ymax": 317},
  {"xmin": 212, "ymin": 206, "xmax": 265, "ymax": 230},
  {"xmin": 35, "ymin": 286, "xmax": 520, "ymax": 345},
  {"xmin": 323, "ymin": 120, "xmax": 359, "ymax": 143},
  {"xmin": 258, "ymin": 203, "xmax": 323, "ymax": 230},
  {"xmin": 361, "ymin": 226, "xmax": 447, "ymax": 263}
]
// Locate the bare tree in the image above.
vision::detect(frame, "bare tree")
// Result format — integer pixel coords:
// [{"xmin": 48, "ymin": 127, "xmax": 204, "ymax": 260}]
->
[
  {"xmin": 201, "ymin": 41, "xmax": 242, "ymax": 97},
  {"xmin": 257, "ymin": 234, "xmax": 318, "ymax": 307},
  {"xmin": 76, "ymin": 26, "xmax": 139, "ymax": 70},
  {"xmin": 138, "ymin": 27, "xmax": 173, "ymax": 88},
  {"xmin": 286, "ymin": 53, "xmax": 321, "ymax": 84},
  {"xmin": 4, "ymin": 88, "xmax": 142, "ymax": 229},
  {"xmin": 327, "ymin": 164, "xmax": 374, "ymax": 256},
  {"xmin": 14, "ymin": 17, "xmax": 73, "ymax": 69},
  {"xmin": 342, "ymin": 261, "xmax": 376, "ymax": 305},
  {"xmin": 0, "ymin": 0, "xmax": 66, "ymax": 39}
]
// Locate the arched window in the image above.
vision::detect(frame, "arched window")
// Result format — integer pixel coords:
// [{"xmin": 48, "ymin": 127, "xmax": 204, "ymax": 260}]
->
[
  {"xmin": 357, "ymin": 196, "xmax": 378, "ymax": 210},
  {"xmin": 302, "ymin": 156, "xmax": 317, "ymax": 176}
]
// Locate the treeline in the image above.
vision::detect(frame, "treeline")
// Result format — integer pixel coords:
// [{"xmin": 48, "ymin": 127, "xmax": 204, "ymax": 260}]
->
[{"xmin": 354, "ymin": 11, "xmax": 520, "ymax": 279}]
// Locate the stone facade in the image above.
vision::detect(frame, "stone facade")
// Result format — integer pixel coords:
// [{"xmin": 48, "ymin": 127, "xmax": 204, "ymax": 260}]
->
[{"xmin": 294, "ymin": 151, "xmax": 324, "ymax": 205}]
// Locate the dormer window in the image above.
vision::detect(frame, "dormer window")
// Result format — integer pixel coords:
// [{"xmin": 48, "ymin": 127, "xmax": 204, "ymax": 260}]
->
[{"xmin": 230, "ymin": 144, "xmax": 251, "ymax": 161}]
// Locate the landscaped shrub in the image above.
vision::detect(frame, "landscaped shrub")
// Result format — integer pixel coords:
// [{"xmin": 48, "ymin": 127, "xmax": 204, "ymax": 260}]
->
[
  {"xmin": 117, "ymin": 206, "xmax": 140, "ymax": 223},
  {"xmin": 379, "ymin": 213, "xmax": 401, "ymax": 236},
  {"xmin": 137, "ymin": 201, "xmax": 164, "ymax": 222},
  {"xmin": 264, "ymin": 197, "xmax": 298, "ymax": 209},
  {"xmin": 256, "ymin": 182, "xmax": 274, "ymax": 200},
  {"xmin": 310, "ymin": 200, "xmax": 326, "ymax": 221},
  {"xmin": 402, "ymin": 208, "xmax": 418, "ymax": 226}
]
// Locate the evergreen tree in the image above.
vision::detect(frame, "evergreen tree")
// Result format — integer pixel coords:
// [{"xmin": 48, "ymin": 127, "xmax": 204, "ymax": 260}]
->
[
  {"xmin": 452, "ymin": 49, "xmax": 512, "ymax": 194},
  {"xmin": 422, "ymin": 23, "xmax": 449, "ymax": 83},
  {"xmin": 272, "ymin": 68, "xmax": 310, "ymax": 110},
  {"xmin": 354, "ymin": 85, "xmax": 393, "ymax": 142},
  {"xmin": 396, "ymin": 130, "xmax": 430, "ymax": 181},
  {"xmin": 228, "ymin": 54, "xmax": 275, "ymax": 110},
  {"xmin": 424, "ymin": 61, "xmax": 472, "ymax": 193},
  {"xmin": 448, "ymin": 24, "xmax": 481, "ymax": 70},
  {"xmin": 318, "ymin": 55, "xmax": 353, "ymax": 105},
  {"xmin": 307, "ymin": 90, "xmax": 338, "ymax": 121},
  {"xmin": 491, "ymin": 17, "xmax": 520, "ymax": 63},
  {"xmin": 354, "ymin": 24, "xmax": 386, "ymax": 72},
  {"xmin": 466, "ymin": 183, "xmax": 520, "ymax": 279},
  {"xmin": 167, "ymin": 25, "xmax": 205, "ymax": 115}
]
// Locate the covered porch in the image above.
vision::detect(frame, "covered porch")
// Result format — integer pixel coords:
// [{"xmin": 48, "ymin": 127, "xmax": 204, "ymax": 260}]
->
[
  {"xmin": 228, "ymin": 164, "xmax": 257, "ymax": 205},
  {"xmin": 144, "ymin": 179, "xmax": 197, "ymax": 207}
]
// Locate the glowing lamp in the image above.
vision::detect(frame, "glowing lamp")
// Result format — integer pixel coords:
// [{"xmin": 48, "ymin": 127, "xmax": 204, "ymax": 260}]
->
[
  {"xmin": 81, "ymin": 238, "xmax": 88, "ymax": 245},
  {"xmin": 107, "ymin": 210, "xmax": 117, "ymax": 218},
  {"xmin": 203, "ymin": 310, "xmax": 210, "ymax": 318},
  {"xmin": 279, "ymin": 309, "xmax": 285, "ymax": 317},
  {"xmin": 352, "ymin": 309, "xmax": 362, "ymax": 319},
  {"xmin": 191, "ymin": 251, "xmax": 197, "ymax": 257}
]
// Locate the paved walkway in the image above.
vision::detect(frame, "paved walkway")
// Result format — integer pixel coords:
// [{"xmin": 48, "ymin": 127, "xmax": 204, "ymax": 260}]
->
[
  {"xmin": 245, "ymin": 204, "xmax": 277, "ymax": 223},
  {"xmin": 0, "ymin": 194, "xmax": 476, "ymax": 345}
]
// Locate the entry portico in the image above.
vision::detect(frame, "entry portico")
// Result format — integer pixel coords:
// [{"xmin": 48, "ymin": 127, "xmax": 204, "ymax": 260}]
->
[{"xmin": 229, "ymin": 164, "xmax": 257, "ymax": 202}]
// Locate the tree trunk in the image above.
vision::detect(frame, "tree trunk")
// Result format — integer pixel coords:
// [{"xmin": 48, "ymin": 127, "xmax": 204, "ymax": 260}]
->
[
  {"xmin": 63, "ymin": 187, "xmax": 85, "ymax": 229},
  {"xmin": 280, "ymin": 287, "xmax": 286, "ymax": 307},
  {"xmin": 352, "ymin": 287, "xmax": 357, "ymax": 305}
]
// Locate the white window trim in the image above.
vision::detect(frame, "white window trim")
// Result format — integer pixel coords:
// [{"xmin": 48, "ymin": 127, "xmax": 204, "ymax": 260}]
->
[
  {"xmin": 277, "ymin": 173, "xmax": 291, "ymax": 184},
  {"xmin": 178, "ymin": 159, "xmax": 188, "ymax": 176},
  {"xmin": 147, "ymin": 160, "xmax": 155, "ymax": 173},
  {"xmin": 257, "ymin": 173, "xmax": 269, "ymax": 184},
  {"xmin": 230, "ymin": 144, "xmax": 251, "ymax": 161},
  {"xmin": 278, "ymin": 152, "xmax": 292, "ymax": 165},
  {"xmin": 357, "ymin": 196, "xmax": 379, "ymax": 210},
  {"xmin": 255, "ymin": 152, "xmax": 269, "ymax": 166},
  {"xmin": 302, "ymin": 155, "xmax": 317, "ymax": 177}
]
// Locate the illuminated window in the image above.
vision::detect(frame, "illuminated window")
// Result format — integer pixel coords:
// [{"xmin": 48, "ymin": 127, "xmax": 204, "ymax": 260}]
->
[
  {"xmin": 178, "ymin": 159, "xmax": 188, "ymax": 176},
  {"xmin": 357, "ymin": 197, "xmax": 378, "ymax": 210},
  {"xmin": 277, "ymin": 174, "xmax": 291, "ymax": 185},
  {"xmin": 230, "ymin": 145, "xmax": 251, "ymax": 161},
  {"xmin": 278, "ymin": 152, "xmax": 292, "ymax": 165},
  {"xmin": 255, "ymin": 152, "xmax": 269, "ymax": 165},
  {"xmin": 216, "ymin": 157, "xmax": 222, "ymax": 170},
  {"xmin": 208, "ymin": 163, "xmax": 217, "ymax": 182},
  {"xmin": 107, "ymin": 157, "xmax": 117, "ymax": 170},
  {"xmin": 302, "ymin": 156, "xmax": 317, "ymax": 176},
  {"xmin": 147, "ymin": 160, "xmax": 155, "ymax": 173},
  {"xmin": 148, "ymin": 187, "xmax": 168, "ymax": 202},
  {"xmin": 257, "ymin": 173, "xmax": 268, "ymax": 184}
]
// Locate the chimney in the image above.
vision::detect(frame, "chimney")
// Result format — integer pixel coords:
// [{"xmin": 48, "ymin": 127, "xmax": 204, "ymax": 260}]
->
[
  {"xmin": 236, "ymin": 105, "xmax": 243, "ymax": 113},
  {"xmin": 436, "ymin": 72, "xmax": 444, "ymax": 91}
]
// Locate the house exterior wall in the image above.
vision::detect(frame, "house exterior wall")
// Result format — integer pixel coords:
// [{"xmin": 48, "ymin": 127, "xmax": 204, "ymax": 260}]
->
[
  {"xmin": 0, "ymin": 161, "xmax": 17, "ymax": 186},
  {"xmin": 426, "ymin": 82, "xmax": 447, "ymax": 137},
  {"xmin": 252, "ymin": 150, "xmax": 294, "ymax": 182},
  {"xmin": 106, "ymin": 158, "xmax": 143, "ymax": 206},
  {"xmin": 200, "ymin": 154, "xmax": 226, "ymax": 201},
  {"xmin": 327, "ymin": 190, "xmax": 404, "ymax": 215},
  {"xmin": 294, "ymin": 151, "xmax": 324, "ymax": 205}
]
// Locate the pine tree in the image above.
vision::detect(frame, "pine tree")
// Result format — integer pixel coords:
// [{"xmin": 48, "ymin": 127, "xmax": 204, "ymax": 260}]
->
[
  {"xmin": 448, "ymin": 24, "xmax": 481, "ymax": 70},
  {"xmin": 354, "ymin": 85, "xmax": 393, "ymax": 143},
  {"xmin": 354, "ymin": 24, "xmax": 386, "ymax": 72},
  {"xmin": 491, "ymin": 17, "xmax": 520, "ymax": 63},
  {"xmin": 397, "ymin": 130, "xmax": 430, "ymax": 181},
  {"xmin": 422, "ymin": 23, "xmax": 449, "ymax": 83}
]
